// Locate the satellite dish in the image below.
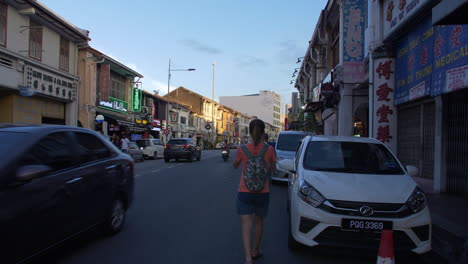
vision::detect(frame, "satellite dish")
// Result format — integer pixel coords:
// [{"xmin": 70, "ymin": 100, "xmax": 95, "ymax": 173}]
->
[{"xmin": 95, "ymin": 115, "xmax": 104, "ymax": 121}]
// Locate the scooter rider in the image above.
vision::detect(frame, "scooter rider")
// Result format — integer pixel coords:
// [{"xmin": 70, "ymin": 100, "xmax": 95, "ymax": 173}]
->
[{"xmin": 222, "ymin": 139, "xmax": 230, "ymax": 156}]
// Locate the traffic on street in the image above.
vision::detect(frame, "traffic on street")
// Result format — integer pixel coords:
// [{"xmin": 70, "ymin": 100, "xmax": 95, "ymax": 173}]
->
[{"xmin": 17, "ymin": 149, "xmax": 430, "ymax": 264}]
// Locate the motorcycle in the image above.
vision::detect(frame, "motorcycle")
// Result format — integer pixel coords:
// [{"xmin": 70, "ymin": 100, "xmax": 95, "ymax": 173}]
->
[{"xmin": 222, "ymin": 150, "xmax": 229, "ymax": 162}]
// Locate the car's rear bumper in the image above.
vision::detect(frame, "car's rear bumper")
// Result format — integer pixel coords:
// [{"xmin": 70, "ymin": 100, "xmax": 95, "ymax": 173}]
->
[{"xmin": 164, "ymin": 151, "xmax": 193, "ymax": 159}]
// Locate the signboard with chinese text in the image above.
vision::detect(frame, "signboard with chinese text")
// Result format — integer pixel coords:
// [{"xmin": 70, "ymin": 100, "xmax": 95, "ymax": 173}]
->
[
  {"xmin": 24, "ymin": 65, "xmax": 77, "ymax": 101},
  {"xmin": 432, "ymin": 25, "xmax": 468, "ymax": 96},
  {"xmin": 98, "ymin": 97, "xmax": 128, "ymax": 113},
  {"xmin": 162, "ymin": 120, "xmax": 167, "ymax": 129},
  {"xmin": 132, "ymin": 88, "xmax": 142, "ymax": 112},
  {"xmin": 395, "ymin": 17, "xmax": 433, "ymax": 105},
  {"xmin": 374, "ymin": 58, "xmax": 397, "ymax": 152},
  {"xmin": 152, "ymin": 119, "xmax": 161, "ymax": 127},
  {"xmin": 343, "ymin": 0, "xmax": 366, "ymax": 83},
  {"xmin": 383, "ymin": 0, "xmax": 430, "ymax": 40}
]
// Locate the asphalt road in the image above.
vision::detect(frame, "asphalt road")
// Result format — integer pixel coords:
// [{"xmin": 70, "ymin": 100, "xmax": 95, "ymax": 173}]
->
[{"xmin": 31, "ymin": 150, "xmax": 427, "ymax": 264}]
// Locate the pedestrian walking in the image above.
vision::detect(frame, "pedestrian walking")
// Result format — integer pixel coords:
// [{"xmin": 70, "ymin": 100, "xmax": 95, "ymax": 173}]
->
[
  {"xmin": 120, "ymin": 135, "xmax": 130, "ymax": 153},
  {"xmin": 233, "ymin": 119, "xmax": 276, "ymax": 264}
]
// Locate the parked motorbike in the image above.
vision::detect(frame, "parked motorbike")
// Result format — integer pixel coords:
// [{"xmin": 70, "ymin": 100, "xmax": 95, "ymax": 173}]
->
[{"xmin": 222, "ymin": 150, "xmax": 229, "ymax": 162}]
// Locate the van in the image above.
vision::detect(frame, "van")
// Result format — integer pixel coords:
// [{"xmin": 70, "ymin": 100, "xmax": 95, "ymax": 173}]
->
[
  {"xmin": 136, "ymin": 139, "xmax": 165, "ymax": 160},
  {"xmin": 273, "ymin": 131, "xmax": 313, "ymax": 181}
]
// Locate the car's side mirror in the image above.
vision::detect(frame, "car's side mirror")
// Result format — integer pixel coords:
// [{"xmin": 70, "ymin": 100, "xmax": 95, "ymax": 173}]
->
[
  {"xmin": 406, "ymin": 165, "xmax": 419, "ymax": 177},
  {"xmin": 279, "ymin": 159, "xmax": 295, "ymax": 173},
  {"xmin": 16, "ymin": 165, "xmax": 51, "ymax": 182}
]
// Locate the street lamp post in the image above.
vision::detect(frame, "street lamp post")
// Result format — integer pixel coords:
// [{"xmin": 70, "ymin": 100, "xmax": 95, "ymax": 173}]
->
[
  {"xmin": 165, "ymin": 58, "xmax": 195, "ymax": 142},
  {"xmin": 212, "ymin": 62, "xmax": 215, "ymax": 147}
]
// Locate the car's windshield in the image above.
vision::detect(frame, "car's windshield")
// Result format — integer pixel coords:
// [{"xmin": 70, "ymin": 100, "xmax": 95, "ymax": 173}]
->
[
  {"xmin": 136, "ymin": 140, "xmax": 150, "ymax": 148},
  {"xmin": 168, "ymin": 140, "xmax": 188, "ymax": 145},
  {"xmin": 276, "ymin": 134, "xmax": 308, "ymax": 151},
  {"xmin": 0, "ymin": 131, "xmax": 28, "ymax": 152},
  {"xmin": 128, "ymin": 142, "xmax": 137, "ymax": 149},
  {"xmin": 303, "ymin": 141, "xmax": 404, "ymax": 175}
]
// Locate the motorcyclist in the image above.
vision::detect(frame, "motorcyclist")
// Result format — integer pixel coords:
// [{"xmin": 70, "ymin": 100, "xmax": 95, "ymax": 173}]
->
[{"xmin": 222, "ymin": 139, "xmax": 230, "ymax": 157}]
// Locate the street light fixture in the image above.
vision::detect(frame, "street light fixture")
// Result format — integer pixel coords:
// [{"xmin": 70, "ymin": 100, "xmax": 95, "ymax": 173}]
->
[{"xmin": 166, "ymin": 58, "xmax": 196, "ymax": 142}]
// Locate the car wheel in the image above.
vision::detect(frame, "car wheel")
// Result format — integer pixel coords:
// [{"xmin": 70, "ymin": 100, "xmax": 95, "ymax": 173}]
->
[
  {"xmin": 140, "ymin": 156, "xmax": 145, "ymax": 162},
  {"xmin": 103, "ymin": 198, "xmax": 126, "ymax": 235},
  {"xmin": 153, "ymin": 152, "xmax": 157, "ymax": 160},
  {"xmin": 288, "ymin": 212, "xmax": 300, "ymax": 250},
  {"xmin": 197, "ymin": 152, "xmax": 201, "ymax": 161}
]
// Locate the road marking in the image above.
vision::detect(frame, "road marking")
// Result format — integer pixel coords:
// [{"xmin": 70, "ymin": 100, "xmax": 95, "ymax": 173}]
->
[
  {"xmin": 135, "ymin": 174, "xmax": 141, "ymax": 178},
  {"xmin": 152, "ymin": 169, "xmax": 160, "ymax": 173},
  {"xmin": 168, "ymin": 166, "xmax": 175, "ymax": 168}
]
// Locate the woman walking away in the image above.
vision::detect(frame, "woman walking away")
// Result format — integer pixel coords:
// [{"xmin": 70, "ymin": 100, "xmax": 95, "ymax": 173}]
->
[{"xmin": 233, "ymin": 119, "xmax": 276, "ymax": 264}]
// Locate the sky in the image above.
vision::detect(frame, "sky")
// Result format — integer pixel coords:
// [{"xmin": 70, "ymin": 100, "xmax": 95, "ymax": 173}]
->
[{"xmin": 42, "ymin": 0, "xmax": 326, "ymax": 112}]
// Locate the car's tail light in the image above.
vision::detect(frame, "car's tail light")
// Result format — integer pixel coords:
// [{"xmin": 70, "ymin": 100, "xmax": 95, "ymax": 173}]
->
[
  {"xmin": 184, "ymin": 144, "xmax": 191, "ymax": 149},
  {"xmin": 165, "ymin": 145, "xmax": 170, "ymax": 149}
]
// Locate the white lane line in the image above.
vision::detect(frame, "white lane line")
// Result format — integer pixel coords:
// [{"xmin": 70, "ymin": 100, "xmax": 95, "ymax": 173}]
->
[
  {"xmin": 168, "ymin": 166, "xmax": 175, "ymax": 168},
  {"xmin": 152, "ymin": 169, "xmax": 161, "ymax": 173}
]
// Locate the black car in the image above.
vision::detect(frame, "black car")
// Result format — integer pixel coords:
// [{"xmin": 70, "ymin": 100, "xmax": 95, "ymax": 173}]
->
[
  {"xmin": 0, "ymin": 125, "xmax": 134, "ymax": 264},
  {"xmin": 164, "ymin": 138, "xmax": 201, "ymax": 162}
]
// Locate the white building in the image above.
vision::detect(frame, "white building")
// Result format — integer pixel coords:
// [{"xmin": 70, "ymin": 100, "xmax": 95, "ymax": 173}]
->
[
  {"xmin": 0, "ymin": 0, "xmax": 89, "ymax": 125},
  {"xmin": 220, "ymin": 90, "xmax": 281, "ymax": 129}
]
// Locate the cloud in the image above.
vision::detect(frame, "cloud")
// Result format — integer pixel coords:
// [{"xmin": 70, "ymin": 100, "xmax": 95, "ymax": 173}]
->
[
  {"xmin": 180, "ymin": 39, "xmax": 221, "ymax": 54},
  {"xmin": 237, "ymin": 56, "xmax": 268, "ymax": 68},
  {"xmin": 277, "ymin": 40, "xmax": 305, "ymax": 65}
]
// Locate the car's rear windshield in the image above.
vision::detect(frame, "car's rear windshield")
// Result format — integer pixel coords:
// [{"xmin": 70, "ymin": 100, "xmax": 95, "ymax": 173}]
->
[
  {"xmin": 136, "ymin": 140, "xmax": 150, "ymax": 147},
  {"xmin": 168, "ymin": 140, "xmax": 188, "ymax": 145},
  {"xmin": 276, "ymin": 134, "xmax": 309, "ymax": 151},
  {"xmin": 0, "ymin": 131, "xmax": 28, "ymax": 152},
  {"xmin": 303, "ymin": 141, "xmax": 404, "ymax": 175}
]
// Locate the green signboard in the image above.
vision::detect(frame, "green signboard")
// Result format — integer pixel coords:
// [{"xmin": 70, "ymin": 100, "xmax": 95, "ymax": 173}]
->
[
  {"xmin": 132, "ymin": 88, "xmax": 142, "ymax": 112},
  {"xmin": 98, "ymin": 97, "xmax": 128, "ymax": 113}
]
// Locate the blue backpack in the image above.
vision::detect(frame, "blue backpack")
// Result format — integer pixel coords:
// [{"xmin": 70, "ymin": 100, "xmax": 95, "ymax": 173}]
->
[{"xmin": 241, "ymin": 144, "xmax": 269, "ymax": 192}]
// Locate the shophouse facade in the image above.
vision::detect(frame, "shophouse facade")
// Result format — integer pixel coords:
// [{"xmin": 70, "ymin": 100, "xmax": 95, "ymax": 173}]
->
[{"xmin": 0, "ymin": 0, "xmax": 89, "ymax": 126}]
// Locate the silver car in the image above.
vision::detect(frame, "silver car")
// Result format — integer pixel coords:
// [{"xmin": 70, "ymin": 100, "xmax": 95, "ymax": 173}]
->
[
  {"xmin": 273, "ymin": 131, "xmax": 313, "ymax": 181},
  {"xmin": 128, "ymin": 142, "xmax": 144, "ymax": 162}
]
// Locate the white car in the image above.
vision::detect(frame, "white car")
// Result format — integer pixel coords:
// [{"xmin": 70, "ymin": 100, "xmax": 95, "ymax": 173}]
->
[
  {"xmin": 136, "ymin": 139, "xmax": 165, "ymax": 160},
  {"xmin": 280, "ymin": 136, "xmax": 431, "ymax": 255},
  {"xmin": 273, "ymin": 131, "xmax": 313, "ymax": 182}
]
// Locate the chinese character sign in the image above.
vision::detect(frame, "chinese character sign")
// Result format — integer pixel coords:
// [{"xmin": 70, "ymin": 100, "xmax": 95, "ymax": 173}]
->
[
  {"xmin": 374, "ymin": 58, "xmax": 397, "ymax": 152},
  {"xmin": 432, "ymin": 24, "xmax": 468, "ymax": 96},
  {"xmin": 395, "ymin": 17, "xmax": 433, "ymax": 105},
  {"xmin": 343, "ymin": 0, "xmax": 366, "ymax": 83},
  {"xmin": 132, "ymin": 88, "xmax": 142, "ymax": 112}
]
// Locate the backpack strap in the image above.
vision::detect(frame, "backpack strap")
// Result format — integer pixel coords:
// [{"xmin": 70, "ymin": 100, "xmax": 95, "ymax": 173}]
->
[
  {"xmin": 240, "ymin": 144, "xmax": 253, "ymax": 159},
  {"xmin": 258, "ymin": 143, "xmax": 269, "ymax": 158}
]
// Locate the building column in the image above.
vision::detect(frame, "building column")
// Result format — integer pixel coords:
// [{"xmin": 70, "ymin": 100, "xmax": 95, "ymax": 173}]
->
[
  {"xmin": 66, "ymin": 100, "xmax": 78, "ymax": 127},
  {"xmin": 338, "ymin": 84, "xmax": 354, "ymax": 136},
  {"xmin": 433, "ymin": 96, "xmax": 446, "ymax": 193}
]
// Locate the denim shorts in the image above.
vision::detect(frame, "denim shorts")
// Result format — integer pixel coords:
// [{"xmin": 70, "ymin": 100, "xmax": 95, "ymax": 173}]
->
[{"xmin": 237, "ymin": 192, "xmax": 270, "ymax": 217}]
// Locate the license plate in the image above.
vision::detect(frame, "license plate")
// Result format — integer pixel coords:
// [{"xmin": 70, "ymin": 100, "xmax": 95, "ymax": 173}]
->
[{"xmin": 341, "ymin": 219, "xmax": 392, "ymax": 232}]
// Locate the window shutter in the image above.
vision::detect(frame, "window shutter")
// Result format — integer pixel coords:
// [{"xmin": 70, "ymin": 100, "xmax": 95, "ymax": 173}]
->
[{"xmin": 0, "ymin": 2, "xmax": 7, "ymax": 47}]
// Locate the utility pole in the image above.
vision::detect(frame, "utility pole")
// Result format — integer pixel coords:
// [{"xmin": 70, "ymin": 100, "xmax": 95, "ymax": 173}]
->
[
  {"xmin": 212, "ymin": 62, "xmax": 215, "ymax": 147},
  {"xmin": 166, "ymin": 58, "xmax": 171, "ymax": 143}
]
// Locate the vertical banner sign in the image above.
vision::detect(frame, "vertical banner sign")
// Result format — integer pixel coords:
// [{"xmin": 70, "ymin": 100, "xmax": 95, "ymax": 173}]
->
[
  {"xmin": 162, "ymin": 120, "xmax": 167, "ymax": 129},
  {"xmin": 343, "ymin": 0, "xmax": 366, "ymax": 83},
  {"xmin": 432, "ymin": 24, "xmax": 468, "ymax": 96},
  {"xmin": 395, "ymin": 17, "xmax": 433, "ymax": 105},
  {"xmin": 152, "ymin": 103, "xmax": 156, "ymax": 117},
  {"xmin": 132, "ymin": 88, "xmax": 142, "ymax": 112},
  {"xmin": 374, "ymin": 58, "xmax": 397, "ymax": 152}
]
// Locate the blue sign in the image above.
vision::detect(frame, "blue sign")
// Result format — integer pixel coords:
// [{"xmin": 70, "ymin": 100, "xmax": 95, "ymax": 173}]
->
[
  {"xmin": 343, "ymin": 0, "xmax": 366, "ymax": 62},
  {"xmin": 395, "ymin": 17, "xmax": 433, "ymax": 105},
  {"xmin": 19, "ymin": 86, "xmax": 36, "ymax": 97},
  {"xmin": 431, "ymin": 25, "xmax": 468, "ymax": 96}
]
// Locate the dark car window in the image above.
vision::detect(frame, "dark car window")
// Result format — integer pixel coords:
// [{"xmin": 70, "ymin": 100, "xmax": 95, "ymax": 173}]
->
[
  {"xmin": 136, "ymin": 140, "xmax": 150, "ymax": 148},
  {"xmin": 20, "ymin": 132, "xmax": 74, "ymax": 172},
  {"xmin": 168, "ymin": 140, "xmax": 188, "ymax": 145},
  {"xmin": 276, "ymin": 134, "xmax": 309, "ymax": 151},
  {"xmin": 0, "ymin": 131, "xmax": 28, "ymax": 152},
  {"xmin": 74, "ymin": 132, "xmax": 112, "ymax": 164},
  {"xmin": 303, "ymin": 141, "xmax": 404, "ymax": 175}
]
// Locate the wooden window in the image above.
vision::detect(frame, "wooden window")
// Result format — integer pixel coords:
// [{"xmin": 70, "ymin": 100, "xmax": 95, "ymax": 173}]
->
[
  {"xmin": 29, "ymin": 21, "xmax": 43, "ymax": 61},
  {"xmin": 110, "ymin": 72, "xmax": 126, "ymax": 100},
  {"xmin": 59, "ymin": 37, "xmax": 69, "ymax": 71},
  {"xmin": 0, "ymin": 1, "xmax": 7, "ymax": 47}
]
